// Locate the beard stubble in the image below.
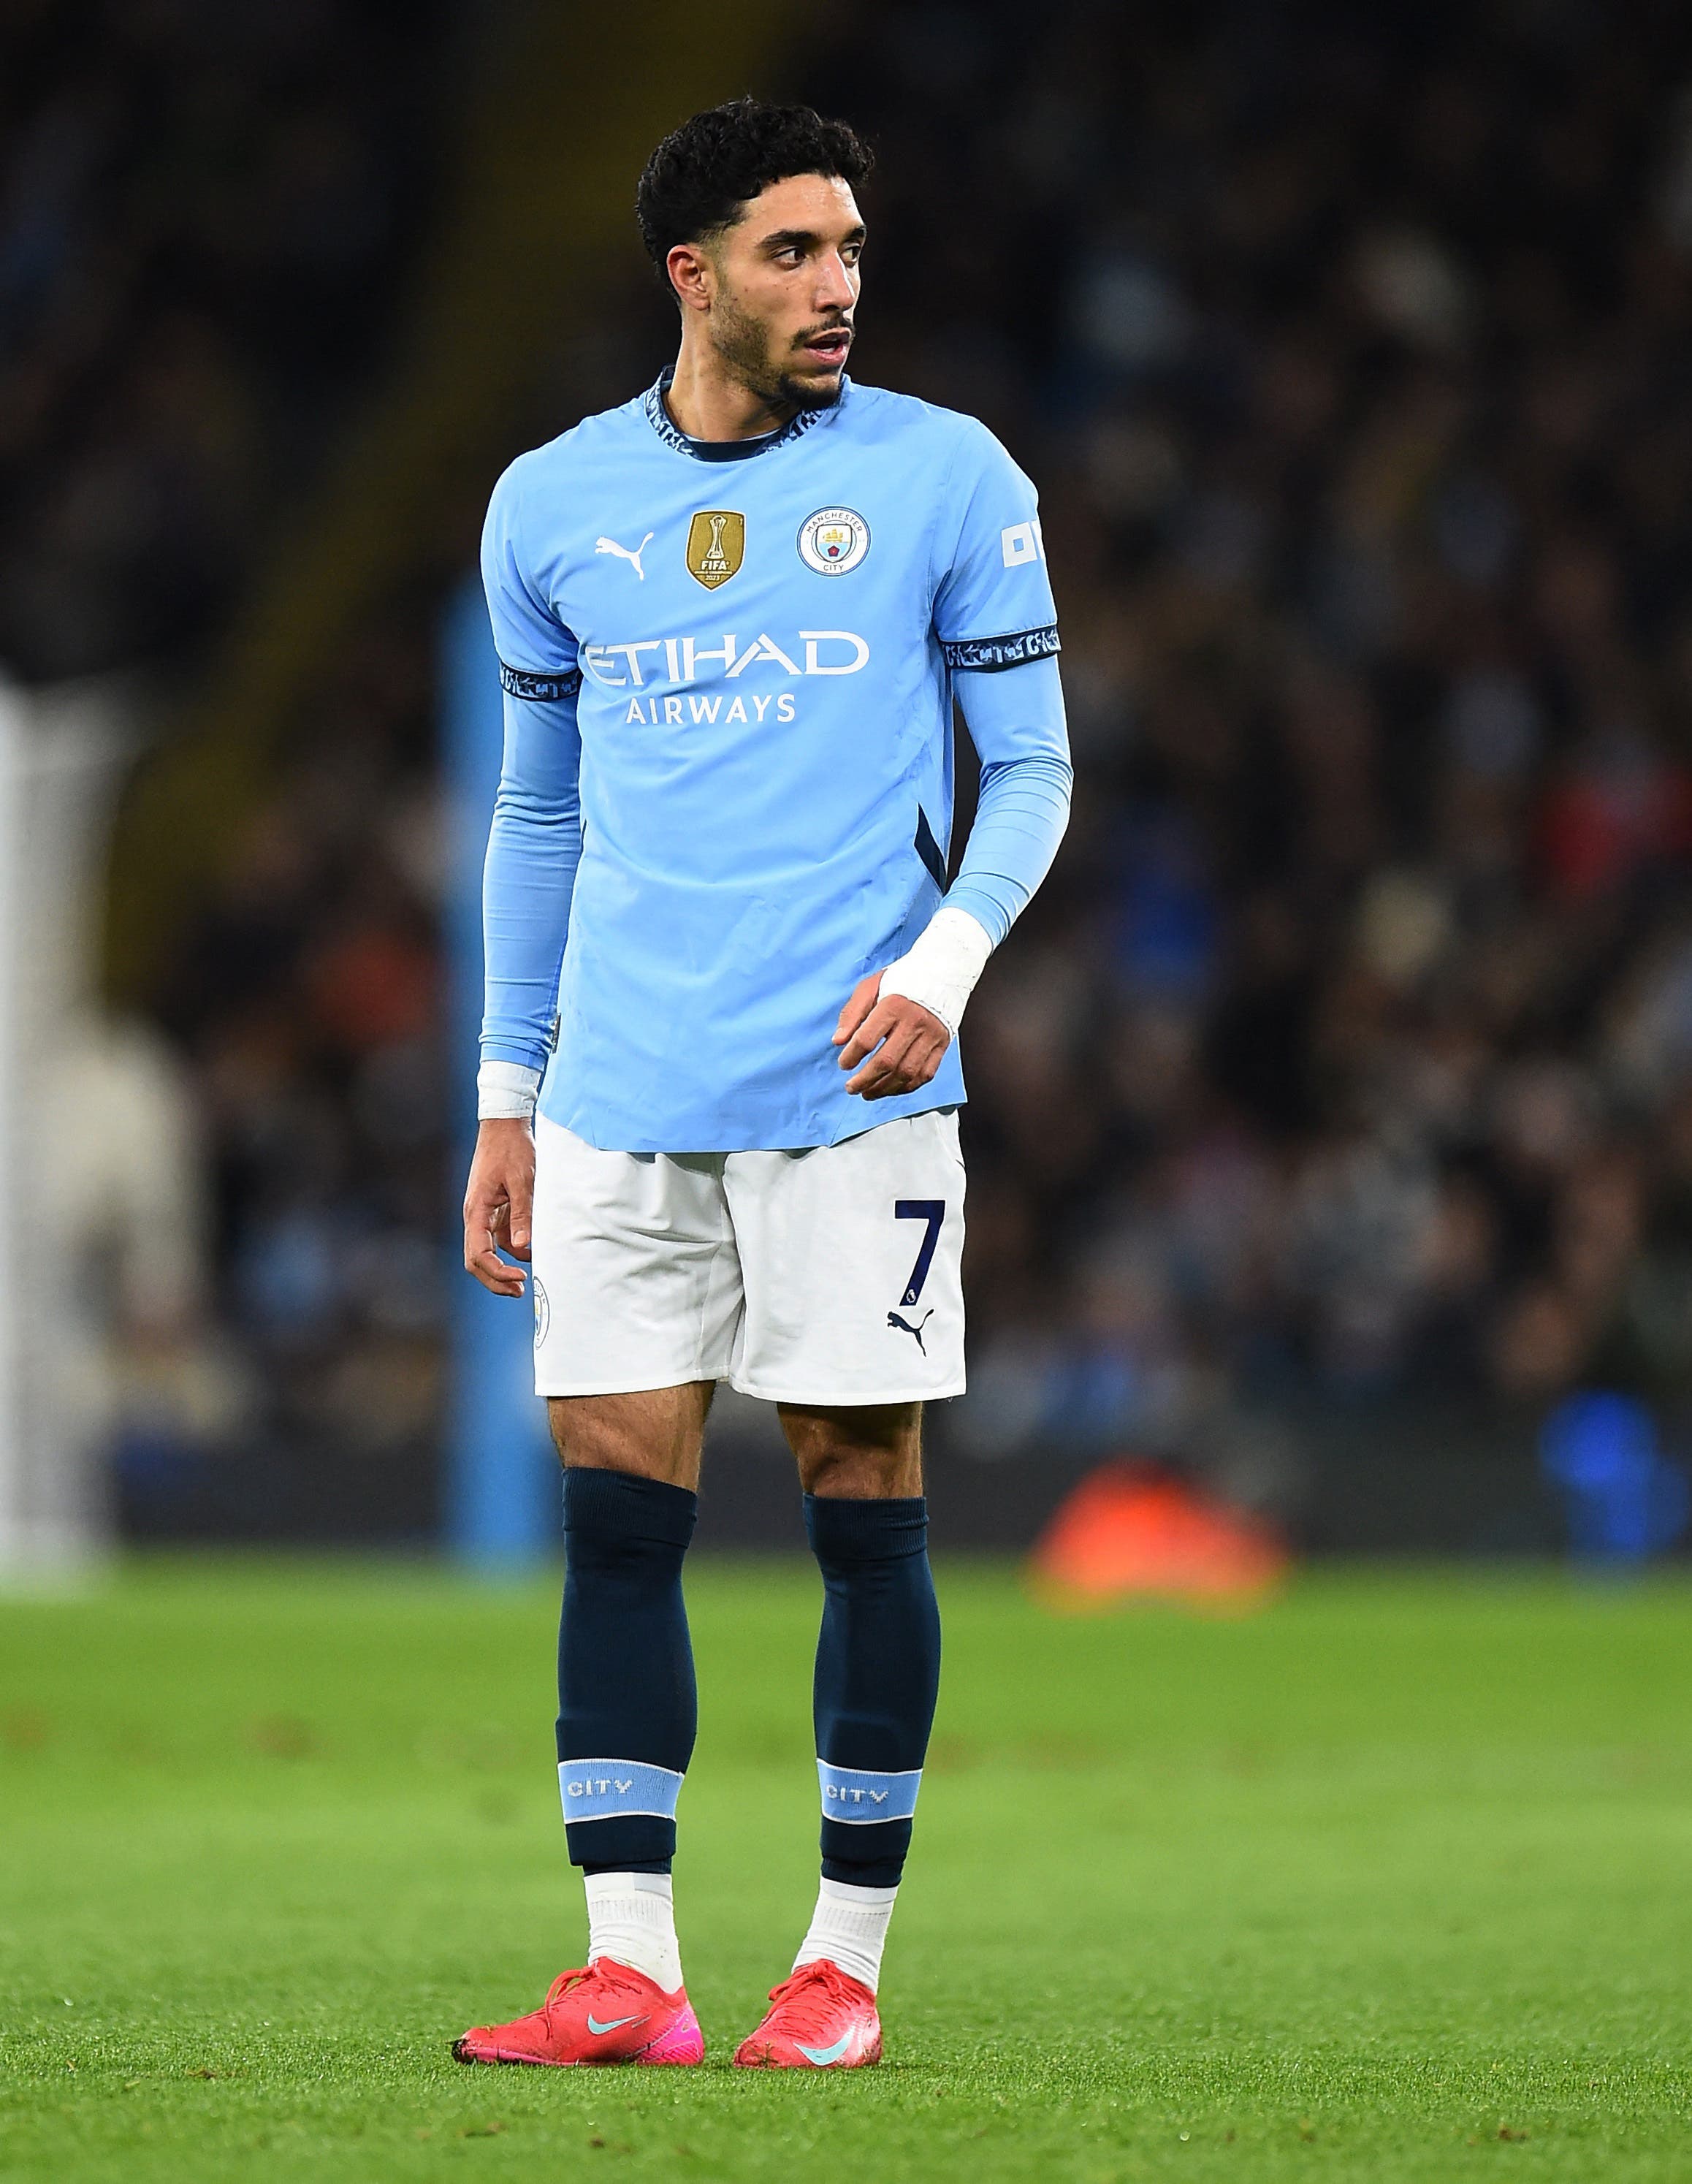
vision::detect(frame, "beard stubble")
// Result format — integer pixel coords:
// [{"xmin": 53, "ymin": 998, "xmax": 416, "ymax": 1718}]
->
[{"xmin": 708, "ymin": 286, "xmax": 846, "ymax": 414}]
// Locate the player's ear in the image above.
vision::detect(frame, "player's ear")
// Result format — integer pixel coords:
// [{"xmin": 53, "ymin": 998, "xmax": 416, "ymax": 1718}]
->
[{"xmin": 666, "ymin": 241, "xmax": 714, "ymax": 313}]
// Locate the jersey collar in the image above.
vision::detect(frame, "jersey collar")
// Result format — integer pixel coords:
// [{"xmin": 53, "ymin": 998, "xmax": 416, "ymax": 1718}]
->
[{"xmin": 641, "ymin": 367, "xmax": 845, "ymax": 461}]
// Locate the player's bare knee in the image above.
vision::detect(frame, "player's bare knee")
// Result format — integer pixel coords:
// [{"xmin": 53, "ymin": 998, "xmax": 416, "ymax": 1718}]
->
[
  {"xmin": 782, "ymin": 1402, "xmax": 923, "ymax": 1498},
  {"xmin": 548, "ymin": 1388, "xmax": 709, "ymax": 1488}
]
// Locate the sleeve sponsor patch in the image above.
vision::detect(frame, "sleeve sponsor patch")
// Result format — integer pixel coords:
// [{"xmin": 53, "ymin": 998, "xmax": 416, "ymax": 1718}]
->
[{"xmin": 1000, "ymin": 517, "xmax": 1046, "ymax": 566}]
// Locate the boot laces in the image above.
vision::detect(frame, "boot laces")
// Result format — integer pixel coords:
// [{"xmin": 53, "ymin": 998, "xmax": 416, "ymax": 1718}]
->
[
  {"xmin": 543, "ymin": 1960, "xmax": 646, "ymax": 2014},
  {"xmin": 762, "ymin": 1958, "xmax": 864, "ymax": 2036}
]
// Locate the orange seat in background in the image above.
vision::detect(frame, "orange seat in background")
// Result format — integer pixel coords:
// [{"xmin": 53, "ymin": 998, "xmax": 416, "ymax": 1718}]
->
[{"xmin": 1028, "ymin": 1462, "xmax": 1290, "ymax": 1612}]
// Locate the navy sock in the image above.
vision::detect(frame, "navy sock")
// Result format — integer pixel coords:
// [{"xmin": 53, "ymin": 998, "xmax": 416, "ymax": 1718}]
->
[
  {"xmin": 557, "ymin": 1467, "xmax": 697, "ymax": 1871},
  {"xmin": 805, "ymin": 1494, "xmax": 942, "ymax": 1890}
]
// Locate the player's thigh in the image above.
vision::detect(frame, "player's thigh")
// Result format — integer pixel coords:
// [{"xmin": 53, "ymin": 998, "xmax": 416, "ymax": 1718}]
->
[
  {"xmin": 531, "ymin": 1114, "xmax": 742, "ymax": 1396},
  {"xmin": 723, "ymin": 1107, "xmax": 966, "ymax": 1406}
]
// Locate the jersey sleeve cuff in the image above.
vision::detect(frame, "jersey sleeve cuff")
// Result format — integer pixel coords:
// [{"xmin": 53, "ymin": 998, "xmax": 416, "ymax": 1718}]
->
[
  {"xmin": 480, "ymin": 1038, "xmax": 551, "ymax": 1073},
  {"xmin": 939, "ymin": 882, "xmax": 1013, "ymax": 949},
  {"xmin": 940, "ymin": 624, "xmax": 1061, "ymax": 672},
  {"xmin": 499, "ymin": 660, "xmax": 582, "ymax": 701}
]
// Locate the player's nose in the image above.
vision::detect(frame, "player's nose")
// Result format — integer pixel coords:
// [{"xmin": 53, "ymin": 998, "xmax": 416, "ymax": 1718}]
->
[{"xmin": 815, "ymin": 251, "xmax": 856, "ymax": 308}]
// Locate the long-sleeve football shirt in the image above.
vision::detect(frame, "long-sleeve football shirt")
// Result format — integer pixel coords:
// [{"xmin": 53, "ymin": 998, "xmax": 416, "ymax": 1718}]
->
[{"xmin": 479, "ymin": 370, "xmax": 1072, "ymax": 1152}]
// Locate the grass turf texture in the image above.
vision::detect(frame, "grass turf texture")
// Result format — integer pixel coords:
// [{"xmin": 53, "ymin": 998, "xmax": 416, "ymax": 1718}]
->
[{"xmin": 1, "ymin": 1561, "xmax": 1688, "ymax": 2182}]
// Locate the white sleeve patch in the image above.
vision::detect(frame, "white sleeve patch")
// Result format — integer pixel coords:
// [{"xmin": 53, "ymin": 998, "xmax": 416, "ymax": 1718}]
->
[{"xmin": 1000, "ymin": 518, "xmax": 1045, "ymax": 567}]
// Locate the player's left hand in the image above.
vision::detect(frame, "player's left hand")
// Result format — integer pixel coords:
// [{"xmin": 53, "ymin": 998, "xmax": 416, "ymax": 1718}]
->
[{"xmin": 834, "ymin": 973, "xmax": 950, "ymax": 1099}]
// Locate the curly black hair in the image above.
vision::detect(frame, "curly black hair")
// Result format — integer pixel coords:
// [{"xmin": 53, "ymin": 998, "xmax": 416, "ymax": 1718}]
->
[{"xmin": 636, "ymin": 97, "xmax": 873, "ymax": 278}]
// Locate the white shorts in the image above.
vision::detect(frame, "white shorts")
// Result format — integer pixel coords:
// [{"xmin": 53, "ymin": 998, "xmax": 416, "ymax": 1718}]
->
[{"xmin": 530, "ymin": 1108, "xmax": 966, "ymax": 1405}]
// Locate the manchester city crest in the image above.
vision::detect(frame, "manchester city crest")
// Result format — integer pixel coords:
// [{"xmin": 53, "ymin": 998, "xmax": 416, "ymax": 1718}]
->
[{"xmin": 798, "ymin": 505, "xmax": 870, "ymax": 575}]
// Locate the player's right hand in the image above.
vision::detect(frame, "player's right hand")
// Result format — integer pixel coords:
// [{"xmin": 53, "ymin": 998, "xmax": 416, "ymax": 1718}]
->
[{"xmin": 463, "ymin": 1119, "xmax": 535, "ymax": 1296}]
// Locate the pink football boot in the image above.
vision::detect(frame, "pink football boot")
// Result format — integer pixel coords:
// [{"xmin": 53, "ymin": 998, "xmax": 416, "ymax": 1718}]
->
[
  {"xmin": 454, "ymin": 1959, "xmax": 703, "ymax": 2068},
  {"xmin": 733, "ymin": 1959, "xmax": 883, "ymax": 2069}
]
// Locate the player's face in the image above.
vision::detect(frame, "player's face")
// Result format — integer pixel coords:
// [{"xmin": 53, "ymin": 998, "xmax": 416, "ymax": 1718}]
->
[{"xmin": 707, "ymin": 173, "xmax": 864, "ymax": 411}]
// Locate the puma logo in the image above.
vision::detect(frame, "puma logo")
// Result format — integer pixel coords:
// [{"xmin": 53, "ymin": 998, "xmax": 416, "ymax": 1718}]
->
[
  {"xmin": 595, "ymin": 530, "xmax": 654, "ymax": 580},
  {"xmin": 887, "ymin": 1309, "xmax": 934, "ymax": 1354}
]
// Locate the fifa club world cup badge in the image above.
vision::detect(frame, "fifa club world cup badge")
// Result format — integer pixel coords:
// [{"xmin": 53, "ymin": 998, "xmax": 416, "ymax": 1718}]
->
[
  {"xmin": 685, "ymin": 509, "xmax": 744, "ymax": 588},
  {"xmin": 799, "ymin": 506, "xmax": 870, "ymax": 574}
]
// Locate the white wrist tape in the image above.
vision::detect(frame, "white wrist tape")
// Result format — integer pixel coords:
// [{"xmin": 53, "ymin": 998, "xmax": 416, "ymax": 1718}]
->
[
  {"xmin": 478, "ymin": 1060, "xmax": 542, "ymax": 1121},
  {"xmin": 876, "ymin": 907, "xmax": 994, "ymax": 1040}
]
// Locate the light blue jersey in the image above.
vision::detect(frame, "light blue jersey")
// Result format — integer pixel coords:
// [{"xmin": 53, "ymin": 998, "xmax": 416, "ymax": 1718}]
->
[{"xmin": 480, "ymin": 370, "xmax": 1071, "ymax": 1152}]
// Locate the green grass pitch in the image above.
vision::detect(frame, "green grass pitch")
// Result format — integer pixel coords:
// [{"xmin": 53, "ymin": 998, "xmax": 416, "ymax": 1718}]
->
[{"xmin": 1, "ymin": 1558, "xmax": 1689, "ymax": 2181}]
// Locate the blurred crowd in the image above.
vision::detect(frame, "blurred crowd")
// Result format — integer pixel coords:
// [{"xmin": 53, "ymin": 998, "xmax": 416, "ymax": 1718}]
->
[
  {"xmin": 148, "ymin": 600, "xmax": 449, "ymax": 1526},
  {"xmin": 0, "ymin": 0, "xmax": 449, "ymax": 681},
  {"xmin": 833, "ymin": 0, "xmax": 1692, "ymax": 1472},
  {"xmin": 0, "ymin": 0, "xmax": 456, "ymax": 1529},
  {"xmin": 9, "ymin": 0, "xmax": 1692, "ymax": 1527}
]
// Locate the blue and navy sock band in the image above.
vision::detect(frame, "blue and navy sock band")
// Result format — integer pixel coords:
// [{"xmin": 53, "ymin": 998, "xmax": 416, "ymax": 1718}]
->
[
  {"xmin": 818, "ymin": 1759, "xmax": 922, "ymax": 1824},
  {"xmin": 558, "ymin": 1759, "xmax": 684, "ymax": 1825}
]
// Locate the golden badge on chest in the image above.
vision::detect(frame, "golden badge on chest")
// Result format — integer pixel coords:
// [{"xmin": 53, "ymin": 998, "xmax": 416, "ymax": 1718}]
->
[{"xmin": 685, "ymin": 510, "xmax": 745, "ymax": 589}]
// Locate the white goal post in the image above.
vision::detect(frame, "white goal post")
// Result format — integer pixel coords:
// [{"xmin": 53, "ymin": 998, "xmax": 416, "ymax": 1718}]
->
[{"xmin": 0, "ymin": 676, "xmax": 135, "ymax": 1575}]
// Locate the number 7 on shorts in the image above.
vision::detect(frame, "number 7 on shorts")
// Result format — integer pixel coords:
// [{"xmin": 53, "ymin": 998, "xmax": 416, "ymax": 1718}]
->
[{"xmin": 894, "ymin": 1200, "xmax": 945, "ymax": 1309}]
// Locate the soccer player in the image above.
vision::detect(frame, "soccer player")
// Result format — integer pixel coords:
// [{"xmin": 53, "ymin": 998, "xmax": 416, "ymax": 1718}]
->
[{"xmin": 454, "ymin": 98, "xmax": 1070, "ymax": 2070}]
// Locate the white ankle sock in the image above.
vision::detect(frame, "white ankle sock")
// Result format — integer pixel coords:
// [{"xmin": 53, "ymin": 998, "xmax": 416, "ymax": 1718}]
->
[
  {"xmin": 793, "ymin": 1877, "xmax": 899, "ymax": 1993},
  {"xmin": 583, "ymin": 1871, "xmax": 682, "ymax": 1993}
]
